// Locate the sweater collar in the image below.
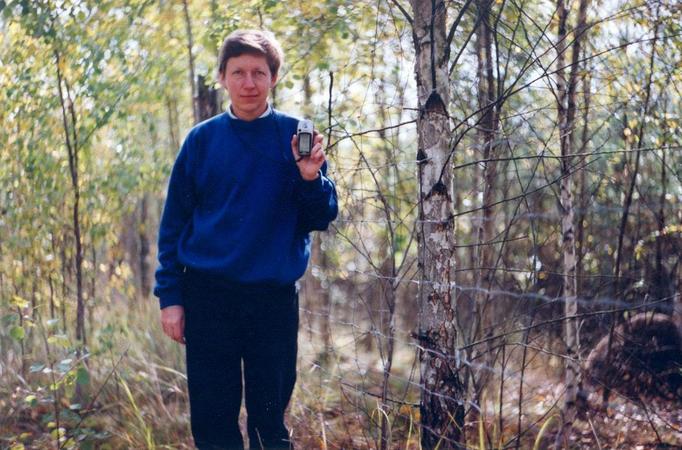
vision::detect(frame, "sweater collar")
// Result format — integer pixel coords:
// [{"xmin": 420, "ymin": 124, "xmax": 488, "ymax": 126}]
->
[{"xmin": 226, "ymin": 103, "xmax": 272, "ymax": 120}]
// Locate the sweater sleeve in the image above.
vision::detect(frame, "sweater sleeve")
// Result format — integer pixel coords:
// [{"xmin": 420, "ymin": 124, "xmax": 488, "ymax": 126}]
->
[
  {"xmin": 294, "ymin": 161, "xmax": 339, "ymax": 233},
  {"xmin": 153, "ymin": 135, "xmax": 196, "ymax": 309}
]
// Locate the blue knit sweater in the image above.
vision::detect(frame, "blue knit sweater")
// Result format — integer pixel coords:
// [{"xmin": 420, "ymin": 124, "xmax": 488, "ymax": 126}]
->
[{"xmin": 153, "ymin": 110, "xmax": 338, "ymax": 309}]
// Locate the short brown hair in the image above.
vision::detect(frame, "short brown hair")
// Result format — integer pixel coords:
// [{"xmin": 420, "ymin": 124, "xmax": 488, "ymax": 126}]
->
[{"xmin": 217, "ymin": 29, "xmax": 284, "ymax": 78}]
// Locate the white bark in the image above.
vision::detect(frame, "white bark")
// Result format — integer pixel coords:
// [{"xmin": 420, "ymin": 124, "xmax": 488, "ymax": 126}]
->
[
  {"xmin": 554, "ymin": 0, "xmax": 589, "ymax": 443},
  {"xmin": 409, "ymin": 0, "xmax": 465, "ymax": 447}
]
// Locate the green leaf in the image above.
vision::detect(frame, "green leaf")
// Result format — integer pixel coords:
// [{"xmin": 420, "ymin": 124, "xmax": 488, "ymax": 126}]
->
[
  {"xmin": 47, "ymin": 334, "xmax": 70, "ymax": 349},
  {"xmin": 76, "ymin": 367, "xmax": 90, "ymax": 386},
  {"xmin": 1, "ymin": 313, "xmax": 18, "ymax": 326},
  {"xmin": 10, "ymin": 325, "xmax": 25, "ymax": 341}
]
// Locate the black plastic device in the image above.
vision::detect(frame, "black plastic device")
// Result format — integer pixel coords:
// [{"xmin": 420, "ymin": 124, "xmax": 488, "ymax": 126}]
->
[{"xmin": 297, "ymin": 120, "xmax": 314, "ymax": 157}]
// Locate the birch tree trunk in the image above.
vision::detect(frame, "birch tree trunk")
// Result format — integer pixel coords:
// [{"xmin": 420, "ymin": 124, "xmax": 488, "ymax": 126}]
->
[
  {"xmin": 409, "ymin": 0, "xmax": 464, "ymax": 447},
  {"xmin": 575, "ymin": 70, "xmax": 591, "ymax": 297},
  {"xmin": 554, "ymin": 0, "xmax": 589, "ymax": 443}
]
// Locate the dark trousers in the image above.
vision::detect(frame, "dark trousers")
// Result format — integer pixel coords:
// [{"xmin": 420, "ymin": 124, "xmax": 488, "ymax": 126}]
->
[{"xmin": 182, "ymin": 271, "xmax": 299, "ymax": 450}]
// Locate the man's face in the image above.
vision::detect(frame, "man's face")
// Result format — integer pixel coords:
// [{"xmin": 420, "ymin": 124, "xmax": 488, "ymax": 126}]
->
[{"xmin": 219, "ymin": 53, "xmax": 277, "ymax": 121}]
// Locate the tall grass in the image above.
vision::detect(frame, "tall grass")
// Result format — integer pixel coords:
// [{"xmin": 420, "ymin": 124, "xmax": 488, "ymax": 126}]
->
[{"xmin": 2, "ymin": 293, "xmax": 651, "ymax": 449}]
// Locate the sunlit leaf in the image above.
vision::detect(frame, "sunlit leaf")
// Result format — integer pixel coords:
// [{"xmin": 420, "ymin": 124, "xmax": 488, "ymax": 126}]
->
[
  {"xmin": 10, "ymin": 295, "xmax": 29, "ymax": 309},
  {"xmin": 9, "ymin": 325, "xmax": 25, "ymax": 341},
  {"xmin": 47, "ymin": 334, "xmax": 70, "ymax": 349}
]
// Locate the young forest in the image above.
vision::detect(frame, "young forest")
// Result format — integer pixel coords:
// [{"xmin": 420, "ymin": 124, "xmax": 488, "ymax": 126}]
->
[{"xmin": 1, "ymin": 0, "xmax": 681, "ymax": 448}]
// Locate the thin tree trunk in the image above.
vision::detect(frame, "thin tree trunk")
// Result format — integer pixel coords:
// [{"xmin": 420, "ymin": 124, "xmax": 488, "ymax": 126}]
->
[
  {"xmin": 60, "ymin": 236, "xmax": 68, "ymax": 335},
  {"xmin": 55, "ymin": 49, "xmax": 86, "ymax": 347},
  {"xmin": 298, "ymin": 73, "xmax": 333, "ymax": 356},
  {"xmin": 575, "ymin": 69, "xmax": 591, "ymax": 297},
  {"xmin": 612, "ymin": 6, "xmax": 660, "ymax": 306},
  {"xmin": 471, "ymin": 0, "xmax": 500, "ymax": 412},
  {"xmin": 309, "ymin": 233, "xmax": 331, "ymax": 352},
  {"xmin": 31, "ymin": 275, "xmax": 37, "ymax": 322},
  {"xmin": 654, "ymin": 120, "xmax": 666, "ymax": 301},
  {"xmin": 319, "ymin": 72, "xmax": 336, "ymax": 354},
  {"xmin": 554, "ymin": 0, "xmax": 589, "ymax": 442},
  {"xmin": 409, "ymin": 0, "xmax": 464, "ymax": 447},
  {"xmin": 603, "ymin": 5, "xmax": 660, "ymax": 406},
  {"xmin": 475, "ymin": 0, "xmax": 498, "ymax": 314},
  {"xmin": 181, "ymin": 0, "xmax": 198, "ymax": 123},
  {"xmin": 379, "ymin": 256, "xmax": 397, "ymax": 450},
  {"xmin": 166, "ymin": 96, "xmax": 180, "ymax": 153},
  {"xmin": 18, "ymin": 305, "xmax": 27, "ymax": 378},
  {"xmin": 196, "ymin": 74, "xmax": 223, "ymax": 122},
  {"xmin": 49, "ymin": 274, "xmax": 55, "ymax": 321},
  {"xmin": 373, "ymin": 73, "xmax": 399, "ymax": 450},
  {"xmin": 88, "ymin": 244, "xmax": 95, "ymax": 338},
  {"xmin": 49, "ymin": 234, "xmax": 59, "ymax": 321},
  {"xmin": 138, "ymin": 195, "xmax": 151, "ymax": 298}
]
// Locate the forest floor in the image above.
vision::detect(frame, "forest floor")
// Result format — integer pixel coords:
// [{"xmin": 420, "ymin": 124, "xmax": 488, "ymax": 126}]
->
[
  {"xmin": 286, "ymin": 352, "xmax": 682, "ymax": 449},
  {"xmin": 1, "ymin": 299, "xmax": 681, "ymax": 449},
  {"xmin": 568, "ymin": 397, "xmax": 682, "ymax": 449},
  {"xmin": 2, "ymin": 353, "xmax": 681, "ymax": 449}
]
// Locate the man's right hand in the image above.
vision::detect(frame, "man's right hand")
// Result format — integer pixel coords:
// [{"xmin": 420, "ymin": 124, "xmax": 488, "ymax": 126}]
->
[{"xmin": 161, "ymin": 305, "xmax": 185, "ymax": 345}]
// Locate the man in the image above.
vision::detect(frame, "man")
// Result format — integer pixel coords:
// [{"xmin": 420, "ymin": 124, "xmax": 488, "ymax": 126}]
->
[{"xmin": 154, "ymin": 29, "xmax": 338, "ymax": 449}]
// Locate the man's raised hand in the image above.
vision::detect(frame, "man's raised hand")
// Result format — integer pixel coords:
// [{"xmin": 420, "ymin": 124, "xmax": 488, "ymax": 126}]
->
[{"xmin": 291, "ymin": 131, "xmax": 326, "ymax": 181}]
